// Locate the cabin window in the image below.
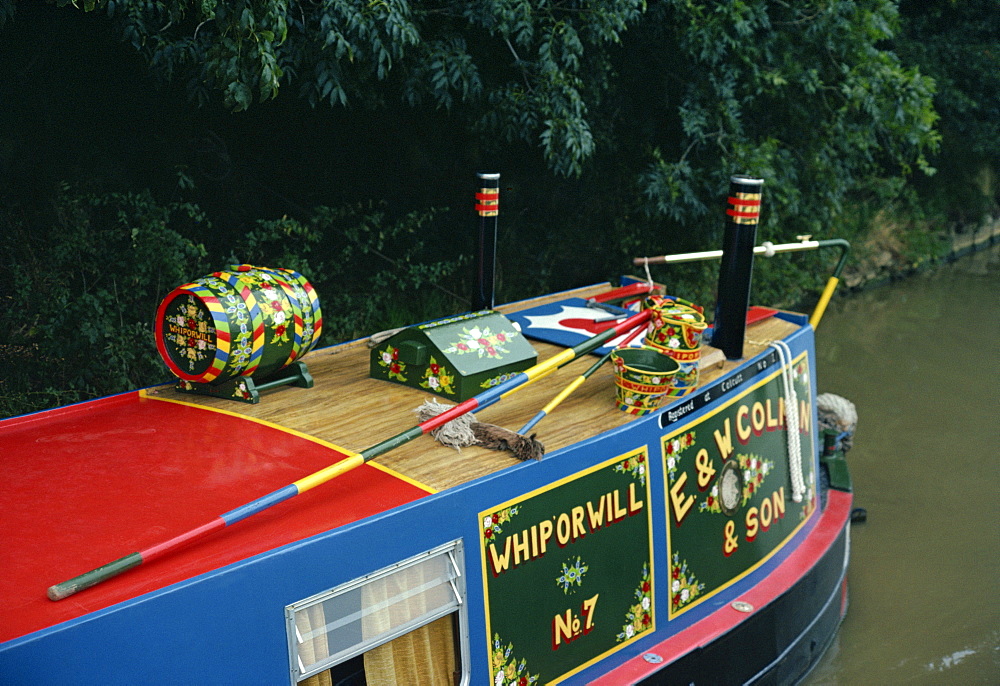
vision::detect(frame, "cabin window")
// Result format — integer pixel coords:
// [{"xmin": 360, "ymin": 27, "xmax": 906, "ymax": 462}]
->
[{"xmin": 286, "ymin": 540, "xmax": 467, "ymax": 685}]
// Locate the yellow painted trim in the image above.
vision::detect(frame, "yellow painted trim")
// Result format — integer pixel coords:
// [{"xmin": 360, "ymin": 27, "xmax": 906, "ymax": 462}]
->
[
  {"xmin": 140, "ymin": 388, "xmax": 437, "ymax": 494},
  {"xmin": 365, "ymin": 461, "xmax": 439, "ymax": 494},
  {"xmin": 525, "ymin": 349, "xmax": 575, "ymax": 380}
]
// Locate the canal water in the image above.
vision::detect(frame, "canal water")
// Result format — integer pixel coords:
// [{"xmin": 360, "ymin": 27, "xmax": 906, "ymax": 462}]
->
[{"xmin": 806, "ymin": 246, "xmax": 1000, "ymax": 684}]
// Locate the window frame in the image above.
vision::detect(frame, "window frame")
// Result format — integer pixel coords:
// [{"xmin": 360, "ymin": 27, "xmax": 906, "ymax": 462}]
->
[{"xmin": 285, "ymin": 539, "xmax": 469, "ymax": 685}]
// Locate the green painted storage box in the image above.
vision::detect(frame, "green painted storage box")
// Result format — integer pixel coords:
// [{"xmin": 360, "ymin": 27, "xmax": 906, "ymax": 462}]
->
[{"xmin": 370, "ymin": 310, "xmax": 537, "ymax": 402}]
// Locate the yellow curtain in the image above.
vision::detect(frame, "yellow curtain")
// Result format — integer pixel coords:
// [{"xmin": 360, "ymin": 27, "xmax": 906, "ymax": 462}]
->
[
  {"xmin": 363, "ymin": 614, "xmax": 456, "ymax": 685},
  {"xmin": 298, "ymin": 603, "xmax": 333, "ymax": 686},
  {"xmin": 361, "ymin": 562, "xmax": 457, "ymax": 684}
]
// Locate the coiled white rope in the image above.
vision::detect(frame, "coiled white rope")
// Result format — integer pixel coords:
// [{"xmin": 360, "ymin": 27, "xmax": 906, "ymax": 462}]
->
[{"xmin": 770, "ymin": 340, "xmax": 806, "ymax": 502}]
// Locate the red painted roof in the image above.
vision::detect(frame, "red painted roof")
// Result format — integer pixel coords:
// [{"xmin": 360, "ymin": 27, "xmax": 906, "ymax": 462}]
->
[{"xmin": 0, "ymin": 392, "xmax": 430, "ymax": 642}]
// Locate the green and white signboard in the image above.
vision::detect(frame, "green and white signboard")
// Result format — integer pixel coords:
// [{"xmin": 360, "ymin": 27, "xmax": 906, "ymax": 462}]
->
[
  {"xmin": 479, "ymin": 448, "xmax": 655, "ymax": 685},
  {"xmin": 663, "ymin": 353, "xmax": 817, "ymax": 619}
]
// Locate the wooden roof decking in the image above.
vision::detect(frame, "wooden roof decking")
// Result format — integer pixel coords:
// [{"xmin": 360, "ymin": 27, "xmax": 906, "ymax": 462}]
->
[{"xmin": 146, "ymin": 285, "xmax": 801, "ymax": 492}]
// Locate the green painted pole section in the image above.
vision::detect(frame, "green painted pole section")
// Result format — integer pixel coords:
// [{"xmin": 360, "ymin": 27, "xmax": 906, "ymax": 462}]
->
[
  {"xmin": 359, "ymin": 426, "xmax": 426, "ymax": 462},
  {"xmin": 47, "ymin": 552, "xmax": 143, "ymax": 601},
  {"xmin": 47, "ymin": 310, "xmax": 652, "ymax": 601}
]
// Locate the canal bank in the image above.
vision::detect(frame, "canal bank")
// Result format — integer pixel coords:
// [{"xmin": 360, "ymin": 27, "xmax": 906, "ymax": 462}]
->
[
  {"xmin": 805, "ymin": 244, "xmax": 1000, "ymax": 684},
  {"xmin": 838, "ymin": 215, "xmax": 1000, "ymax": 293}
]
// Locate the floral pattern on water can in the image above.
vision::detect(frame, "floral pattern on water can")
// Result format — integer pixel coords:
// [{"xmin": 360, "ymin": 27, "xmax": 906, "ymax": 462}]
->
[
  {"xmin": 615, "ymin": 563, "xmax": 653, "ymax": 642},
  {"xmin": 490, "ymin": 634, "xmax": 539, "ymax": 686}
]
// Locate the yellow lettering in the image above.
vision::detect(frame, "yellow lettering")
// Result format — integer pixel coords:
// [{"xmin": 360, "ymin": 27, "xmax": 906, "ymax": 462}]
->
[
  {"xmin": 766, "ymin": 399, "xmax": 779, "ymax": 429},
  {"xmin": 556, "ymin": 512, "xmax": 571, "ymax": 545},
  {"xmin": 628, "ymin": 482, "xmax": 644, "ymax": 514},
  {"xmin": 745, "ymin": 507, "xmax": 759, "ymax": 541},
  {"xmin": 737, "ymin": 405, "xmax": 752, "ymax": 443},
  {"xmin": 489, "ymin": 538, "xmax": 512, "ymax": 576},
  {"xmin": 512, "ymin": 530, "xmax": 530, "ymax": 565},
  {"xmin": 669, "ymin": 472, "xmax": 695, "ymax": 524},
  {"xmin": 695, "ymin": 449, "xmax": 717, "ymax": 489},
  {"xmin": 760, "ymin": 497, "xmax": 773, "ymax": 530},
  {"xmin": 723, "ymin": 520, "xmax": 739, "ymax": 556},
  {"xmin": 799, "ymin": 400, "xmax": 811, "ymax": 433},
  {"xmin": 582, "ymin": 593, "xmax": 599, "ymax": 634},
  {"xmin": 613, "ymin": 489, "xmax": 628, "ymax": 520},
  {"xmin": 586, "ymin": 498, "xmax": 606, "ymax": 531},
  {"xmin": 714, "ymin": 418, "xmax": 734, "ymax": 459},
  {"xmin": 752, "ymin": 401, "xmax": 766, "ymax": 434},
  {"xmin": 571, "ymin": 506, "xmax": 587, "ymax": 540},
  {"xmin": 539, "ymin": 520, "xmax": 553, "ymax": 554},
  {"xmin": 773, "ymin": 487, "xmax": 785, "ymax": 520},
  {"xmin": 552, "ymin": 610, "xmax": 573, "ymax": 648}
]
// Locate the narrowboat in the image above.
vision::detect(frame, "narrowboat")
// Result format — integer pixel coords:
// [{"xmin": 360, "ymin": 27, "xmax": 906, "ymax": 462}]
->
[{"xmin": 0, "ymin": 175, "xmax": 857, "ymax": 685}]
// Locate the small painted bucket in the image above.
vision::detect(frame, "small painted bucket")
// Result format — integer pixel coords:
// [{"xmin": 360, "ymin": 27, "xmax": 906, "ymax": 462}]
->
[
  {"xmin": 644, "ymin": 296, "xmax": 708, "ymax": 352},
  {"xmin": 610, "ymin": 347, "xmax": 680, "ymax": 415},
  {"xmin": 662, "ymin": 347, "xmax": 701, "ymax": 396}
]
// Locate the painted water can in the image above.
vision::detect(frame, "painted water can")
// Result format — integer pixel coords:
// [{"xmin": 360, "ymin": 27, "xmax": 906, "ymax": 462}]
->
[
  {"xmin": 644, "ymin": 295, "xmax": 708, "ymax": 352},
  {"xmin": 662, "ymin": 346, "xmax": 701, "ymax": 397},
  {"xmin": 155, "ymin": 265, "xmax": 323, "ymax": 385},
  {"xmin": 610, "ymin": 346, "xmax": 680, "ymax": 415}
]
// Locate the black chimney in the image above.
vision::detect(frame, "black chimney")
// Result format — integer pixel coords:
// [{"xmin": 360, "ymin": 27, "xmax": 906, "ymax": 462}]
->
[
  {"xmin": 472, "ymin": 172, "xmax": 500, "ymax": 311},
  {"xmin": 711, "ymin": 176, "xmax": 764, "ymax": 359}
]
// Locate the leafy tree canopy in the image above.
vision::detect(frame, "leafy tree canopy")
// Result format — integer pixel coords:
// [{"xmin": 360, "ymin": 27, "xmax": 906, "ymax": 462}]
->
[
  {"xmin": 38, "ymin": 0, "xmax": 645, "ymax": 179},
  {"xmin": 14, "ymin": 0, "xmax": 938, "ymax": 213}
]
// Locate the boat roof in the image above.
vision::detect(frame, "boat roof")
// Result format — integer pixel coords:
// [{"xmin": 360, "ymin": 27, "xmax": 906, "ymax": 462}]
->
[{"xmin": 0, "ymin": 284, "xmax": 801, "ymax": 642}]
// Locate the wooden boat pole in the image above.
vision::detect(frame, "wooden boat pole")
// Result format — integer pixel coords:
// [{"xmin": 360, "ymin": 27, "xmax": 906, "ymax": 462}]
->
[
  {"xmin": 518, "ymin": 324, "xmax": 648, "ymax": 434},
  {"xmin": 47, "ymin": 308, "xmax": 651, "ymax": 601}
]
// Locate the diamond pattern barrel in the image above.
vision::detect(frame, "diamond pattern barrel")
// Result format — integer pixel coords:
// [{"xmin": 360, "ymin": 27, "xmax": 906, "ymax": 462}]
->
[{"xmin": 155, "ymin": 265, "xmax": 322, "ymax": 384}]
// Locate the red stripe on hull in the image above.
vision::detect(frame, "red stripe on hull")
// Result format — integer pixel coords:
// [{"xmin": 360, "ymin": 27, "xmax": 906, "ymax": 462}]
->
[{"xmin": 595, "ymin": 490, "xmax": 853, "ymax": 684}]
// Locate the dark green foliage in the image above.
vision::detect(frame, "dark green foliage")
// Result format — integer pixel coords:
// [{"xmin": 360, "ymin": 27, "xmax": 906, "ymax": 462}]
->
[
  {"xmin": 0, "ymin": 185, "xmax": 210, "ymax": 416},
  {"xmin": 1, "ymin": 0, "xmax": 993, "ymax": 418},
  {"xmin": 0, "ymin": 186, "xmax": 466, "ymax": 418},
  {"xmin": 632, "ymin": 0, "xmax": 939, "ymax": 237},
  {"xmin": 43, "ymin": 0, "xmax": 644, "ymax": 179},
  {"xmin": 894, "ymin": 0, "xmax": 1000, "ymax": 223},
  {"xmin": 226, "ymin": 203, "xmax": 469, "ymax": 342}
]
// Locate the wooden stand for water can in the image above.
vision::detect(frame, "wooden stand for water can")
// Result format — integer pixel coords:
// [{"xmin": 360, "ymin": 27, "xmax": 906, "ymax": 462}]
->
[{"xmin": 154, "ymin": 265, "xmax": 323, "ymax": 404}]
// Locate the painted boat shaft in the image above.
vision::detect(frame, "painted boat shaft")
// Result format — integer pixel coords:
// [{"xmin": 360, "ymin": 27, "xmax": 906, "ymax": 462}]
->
[
  {"xmin": 518, "ymin": 323, "xmax": 648, "ymax": 433},
  {"xmin": 46, "ymin": 309, "xmax": 651, "ymax": 601}
]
